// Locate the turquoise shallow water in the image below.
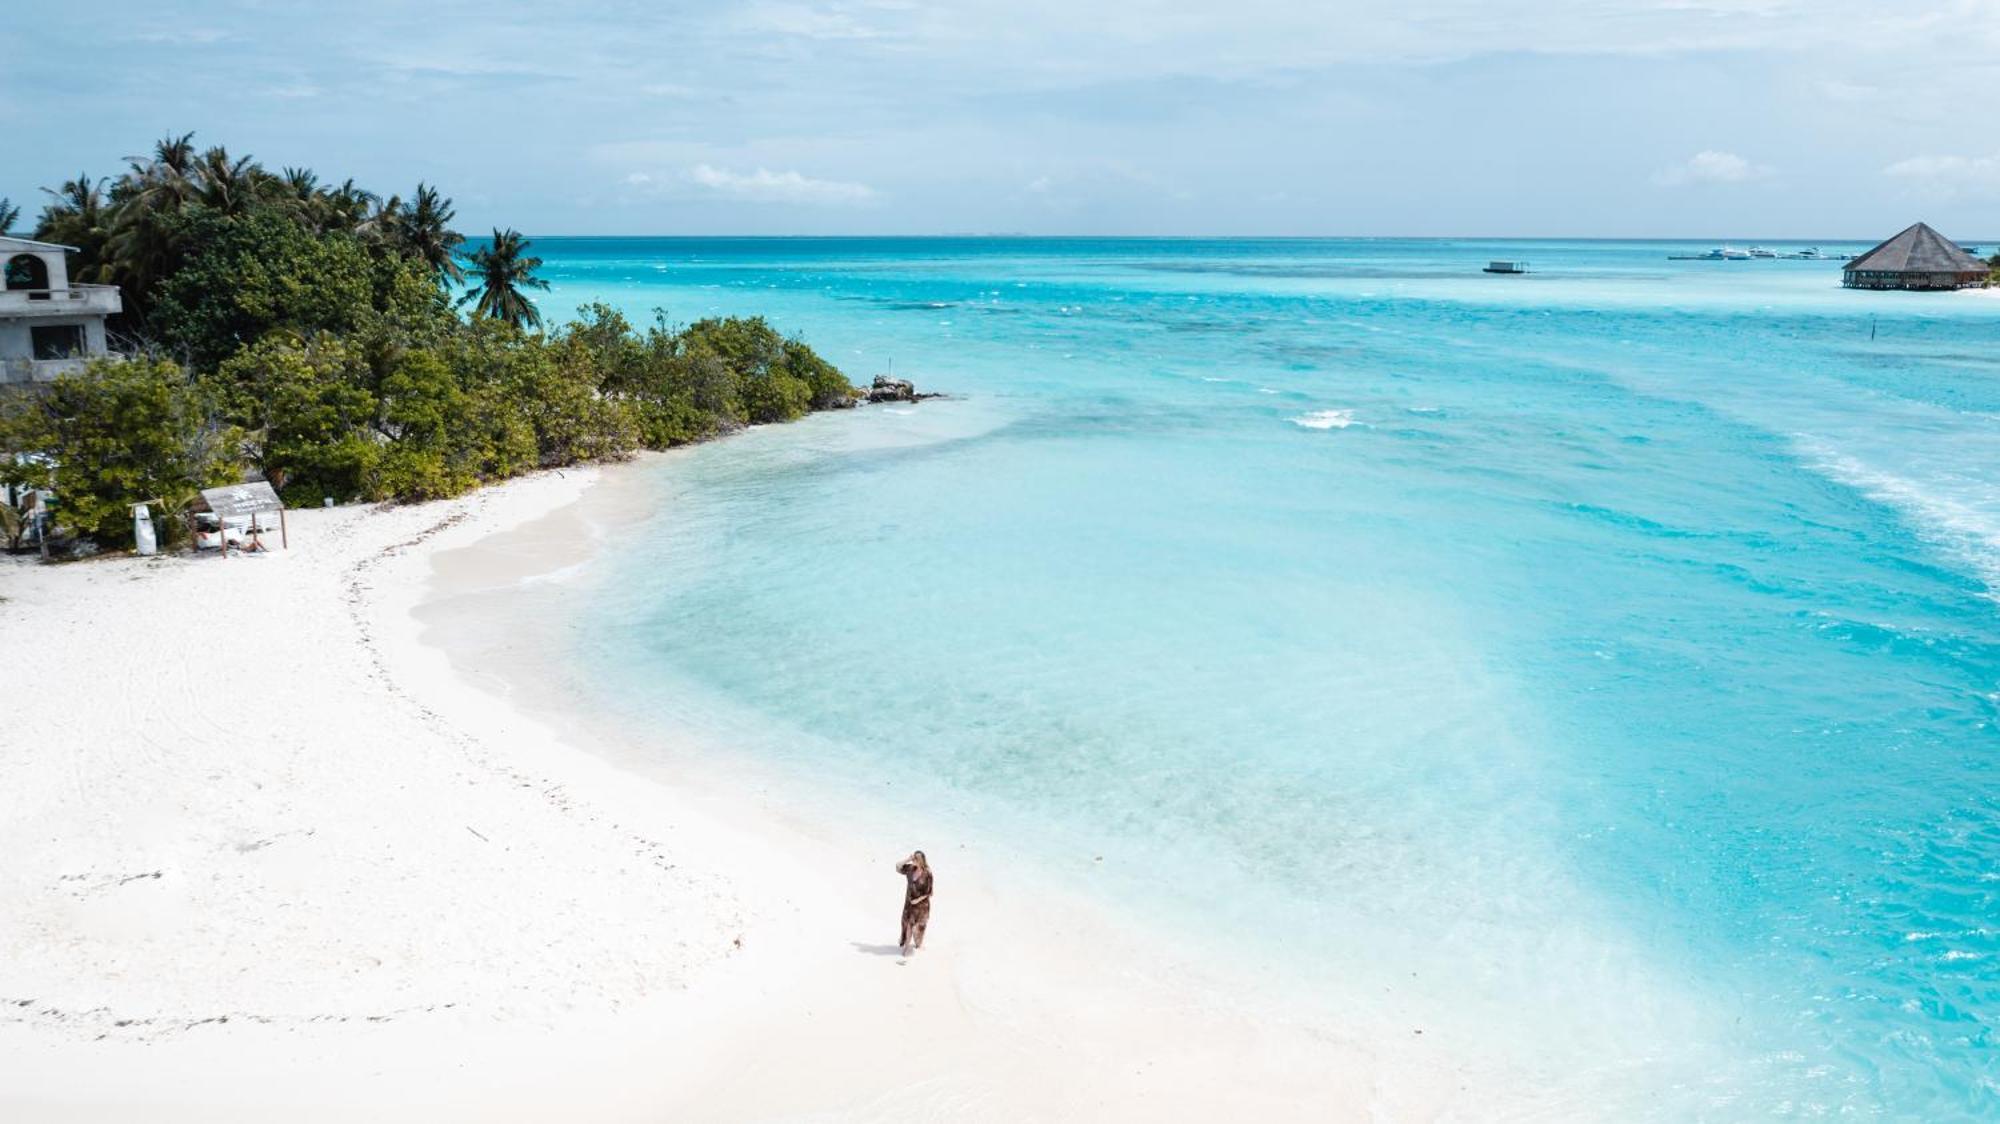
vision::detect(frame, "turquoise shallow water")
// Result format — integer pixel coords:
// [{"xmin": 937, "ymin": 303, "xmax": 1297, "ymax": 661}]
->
[{"xmin": 543, "ymin": 238, "xmax": 2000, "ymax": 1117}]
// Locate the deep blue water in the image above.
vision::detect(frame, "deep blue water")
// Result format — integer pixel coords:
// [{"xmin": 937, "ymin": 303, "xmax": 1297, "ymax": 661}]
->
[{"xmin": 541, "ymin": 238, "xmax": 2000, "ymax": 1117}]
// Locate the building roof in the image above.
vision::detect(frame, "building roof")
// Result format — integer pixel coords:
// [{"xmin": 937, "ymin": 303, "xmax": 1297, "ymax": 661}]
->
[
  {"xmin": 1843, "ymin": 222, "xmax": 1986, "ymax": 274},
  {"xmin": 0, "ymin": 235, "xmax": 78, "ymax": 254}
]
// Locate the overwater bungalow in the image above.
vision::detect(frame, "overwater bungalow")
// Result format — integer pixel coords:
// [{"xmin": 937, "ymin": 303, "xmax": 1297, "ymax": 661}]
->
[{"xmin": 1841, "ymin": 222, "xmax": 1989, "ymax": 291}]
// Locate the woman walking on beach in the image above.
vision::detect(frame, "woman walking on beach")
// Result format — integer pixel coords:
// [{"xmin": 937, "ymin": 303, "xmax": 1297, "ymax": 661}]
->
[{"xmin": 895, "ymin": 851, "xmax": 933, "ymax": 957}]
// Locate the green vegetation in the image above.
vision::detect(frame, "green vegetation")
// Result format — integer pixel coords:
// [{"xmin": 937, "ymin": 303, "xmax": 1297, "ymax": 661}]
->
[
  {"xmin": 1, "ymin": 134, "xmax": 857, "ymax": 550},
  {"xmin": 1, "ymin": 358, "xmax": 239, "ymax": 545},
  {"xmin": 462, "ymin": 228, "xmax": 547, "ymax": 329}
]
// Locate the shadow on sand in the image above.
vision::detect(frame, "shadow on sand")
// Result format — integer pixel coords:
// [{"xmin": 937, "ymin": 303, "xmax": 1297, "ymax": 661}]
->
[{"xmin": 850, "ymin": 941, "xmax": 904, "ymax": 958}]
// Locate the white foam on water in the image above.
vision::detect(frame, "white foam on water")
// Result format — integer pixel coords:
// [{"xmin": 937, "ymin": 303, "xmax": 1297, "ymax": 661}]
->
[
  {"xmin": 1291, "ymin": 409, "xmax": 1356, "ymax": 430},
  {"xmin": 1798, "ymin": 439, "xmax": 2000, "ymax": 600}
]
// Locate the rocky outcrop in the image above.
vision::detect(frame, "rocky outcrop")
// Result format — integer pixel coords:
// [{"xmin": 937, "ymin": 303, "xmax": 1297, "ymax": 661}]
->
[{"xmin": 865, "ymin": 375, "xmax": 942, "ymax": 404}]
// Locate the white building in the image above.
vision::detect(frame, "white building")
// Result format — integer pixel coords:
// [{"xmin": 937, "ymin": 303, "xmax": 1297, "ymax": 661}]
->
[{"xmin": 1, "ymin": 235, "xmax": 122, "ymax": 386}]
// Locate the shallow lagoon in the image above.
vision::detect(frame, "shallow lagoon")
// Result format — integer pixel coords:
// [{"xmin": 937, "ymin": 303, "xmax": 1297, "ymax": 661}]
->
[{"xmin": 545, "ymin": 238, "xmax": 2000, "ymax": 1117}]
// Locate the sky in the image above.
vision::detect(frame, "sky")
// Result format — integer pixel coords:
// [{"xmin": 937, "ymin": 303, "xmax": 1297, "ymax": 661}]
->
[{"xmin": 5, "ymin": 1, "xmax": 2000, "ymax": 238}]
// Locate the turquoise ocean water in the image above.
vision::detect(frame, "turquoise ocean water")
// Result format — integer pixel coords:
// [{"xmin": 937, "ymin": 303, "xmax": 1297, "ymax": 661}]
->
[{"xmin": 536, "ymin": 238, "xmax": 2000, "ymax": 1117}]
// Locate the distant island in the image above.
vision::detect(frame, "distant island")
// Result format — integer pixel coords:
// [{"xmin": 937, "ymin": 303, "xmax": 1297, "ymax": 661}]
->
[{"xmin": 0, "ymin": 134, "xmax": 861, "ymax": 552}]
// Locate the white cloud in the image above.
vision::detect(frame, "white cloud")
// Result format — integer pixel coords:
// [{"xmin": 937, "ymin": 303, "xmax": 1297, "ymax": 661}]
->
[
  {"xmin": 684, "ymin": 164, "xmax": 878, "ymax": 204},
  {"xmin": 1653, "ymin": 150, "xmax": 1773, "ymax": 186},
  {"xmin": 1883, "ymin": 153, "xmax": 2000, "ymax": 199}
]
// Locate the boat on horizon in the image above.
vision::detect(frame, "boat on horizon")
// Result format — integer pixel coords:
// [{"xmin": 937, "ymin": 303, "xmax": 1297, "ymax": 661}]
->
[
  {"xmin": 1667, "ymin": 246, "xmax": 1753, "ymax": 260},
  {"xmin": 1482, "ymin": 260, "xmax": 1529, "ymax": 274}
]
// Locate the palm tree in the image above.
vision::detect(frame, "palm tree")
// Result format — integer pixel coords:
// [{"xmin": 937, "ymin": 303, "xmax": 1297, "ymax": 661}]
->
[
  {"xmin": 276, "ymin": 168, "xmax": 378, "ymax": 235},
  {"xmin": 281, "ymin": 166, "xmax": 320, "ymax": 200},
  {"xmin": 360, "ymin": 192, "xmax": 403, "ymax": 246},
  {"xmin": 191, "ymin": 146, "xmax": 263, "ymax": 215},
  {"xmin": 399, "ymin": 184, "xmax": 465, "ymax": 283},
  {"xmin": 318, "ymin": 178, "xmax": 377, "ymax": 233},
  {"xmin": 460, "ymin": 229, "xmax": 548, "ymax": 329},
  {"xmin": 104, "ymin": 133, "xmax": 205, "ymax": 313},
  {"xmin": 0, "ymin": 198, "xmax": 18, "ymax": 236},
  {"xmin": 117, "ymin": 133, "xmax": 199, "ymax": 217},
  {"xmin": 39, "ymin": 174, "xmax": 107, "ymax": 236},
  {"xmin": 276, "ymin": 166, "xmax": 321, "ymax": 221},
  {"xmin": 35, "ymin": 175, "xmax": 111, "ymax": 283}
]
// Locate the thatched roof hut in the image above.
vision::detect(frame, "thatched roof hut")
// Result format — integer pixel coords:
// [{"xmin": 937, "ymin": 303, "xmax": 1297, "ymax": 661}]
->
[{"xmin": 1842, "ymin": 222, "xmax": 1989, "ymax": 290}]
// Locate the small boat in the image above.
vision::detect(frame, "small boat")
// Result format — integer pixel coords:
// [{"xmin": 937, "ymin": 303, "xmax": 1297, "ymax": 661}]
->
[
  {"xmin": 1668, "ymin": 246, "xmax": 1752, "ymax": 261},
  {"xmin": 1785, "ymin": 247, "xmax": 1826, "ymax": 260},
  {"xmin": 1748, "ymin": 246, "xmax": 1777, "ymax": 258},
  {"xmin": 1482, "ymin": 260, "xmax": 1528, "ymax": 274}
]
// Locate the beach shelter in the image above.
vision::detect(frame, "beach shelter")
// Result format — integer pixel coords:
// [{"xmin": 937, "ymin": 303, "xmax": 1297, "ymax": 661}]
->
[
  {"xmin": 197, "ymin": 481, "xmax": 288, "ymax": 552},
  {"xmin": 1842, "ymin": 222, "xmax": 1989, "ymax": 290}
]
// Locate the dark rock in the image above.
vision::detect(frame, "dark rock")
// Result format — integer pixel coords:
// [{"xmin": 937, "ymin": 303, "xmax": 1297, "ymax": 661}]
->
[
  {"xmin": 864, "ymin": 375, "xmax": 944, "ymax": 404},
  {"xmin": 867, "ymin": 375, "xmax": 919, "ymax": 403}
]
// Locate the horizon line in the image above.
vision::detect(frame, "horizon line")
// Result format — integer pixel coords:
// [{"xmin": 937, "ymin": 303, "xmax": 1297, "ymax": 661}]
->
[{"xmin": 496, "ymin": 233, "xmax": 1983, "ymax": 245}]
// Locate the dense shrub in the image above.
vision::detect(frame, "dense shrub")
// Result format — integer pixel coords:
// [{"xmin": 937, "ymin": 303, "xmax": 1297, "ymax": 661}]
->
[
  {"xmin": 4, "ymin": 135, "xmax": 857, "ymax": 548},
  {"xmin": 150, "ymin": 206, "xmax": 444, "ymax": 373},
  {"xmin": 9, "ymin": 359, "xmax": 241, "ymax": 545},
  {"xmin": 212, "ymin": 335, "xmax": 380, "ymax": 503}
]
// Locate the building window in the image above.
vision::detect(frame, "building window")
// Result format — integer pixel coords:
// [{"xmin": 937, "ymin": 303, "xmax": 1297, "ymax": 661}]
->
[
  {"xmin": 31, "ymin": 324, "xmax": 84, "ymax": 360},
  {"xmin": 5, "ymin": 254, "xmax": 50, "ymax": 291}
]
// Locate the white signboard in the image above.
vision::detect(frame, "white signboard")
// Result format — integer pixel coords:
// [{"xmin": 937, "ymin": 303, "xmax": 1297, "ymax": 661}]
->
[{"xmin": 200, "ymin": 481, "xmax": 285, "ymax": 520}]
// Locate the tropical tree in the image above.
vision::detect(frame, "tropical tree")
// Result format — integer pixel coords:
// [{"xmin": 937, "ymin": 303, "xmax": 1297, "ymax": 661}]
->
[
  {"xmin": 0, "ymin": 198, "xmax": 18, "ymax": 236},
  {"xmin": 116, "ymin": 133, "xmax": 201, "ymax": 219},
  {"xmin": 395, "ymin": 184, "xmax": 465, "ymax": 283},
  {"xmin": 460, "ymin": 228, "xmax": 547, "ymax": 329},
  {"xmin": 30, "ymin": 357, "xmax": 241, "ymax": 545},
  {"xmin": 2, "ymin": 130, "xmax": 868, "ymax": 542},
  {"xmin": 277, "ymin": 167, "xmax": 322, "ymax": 221},
  {"xmin": 33, "ymin": 175, "xmax": 111, "ymax": 283},
  {"xmin": 213, "ymin": 334, "xmax": 381, "ymax": 501},
  {"xmin": 281, "ymin": 167, "xmax": 319, "ymax": 196},
  {"xmin": 189, "ymin": 145, "xmax": 265, "ymax": 215},
  {"xmin": 102, "ymin": 133, "xmax": 205, "ymax": 317},
  {"xmin": 37, "ymin": 175, "xmax": 106, "ymax": 238},
  {"xmin": 317, "ymin": 178, "xmax": 377, "ymax": 234},
  {"xmin": 148, "ymin": 205, "xmax": 433, "ymax": 372}
]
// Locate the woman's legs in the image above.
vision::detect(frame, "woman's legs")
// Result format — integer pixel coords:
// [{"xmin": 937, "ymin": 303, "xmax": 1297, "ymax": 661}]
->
[{"xmin": 900, "ymin": 905, "xmax": 929, "ymax": 954}]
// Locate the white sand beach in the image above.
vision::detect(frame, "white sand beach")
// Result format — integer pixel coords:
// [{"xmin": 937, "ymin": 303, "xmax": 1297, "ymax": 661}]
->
[{"xmin": 0, "ymin": 464, "xmax": 1523, "ymax": 1122}]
